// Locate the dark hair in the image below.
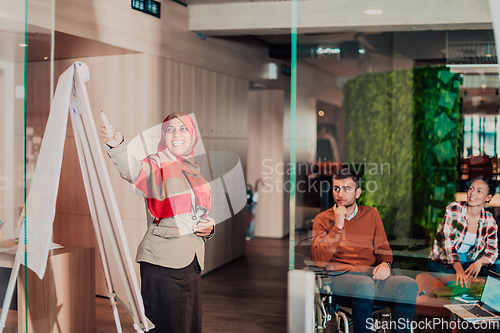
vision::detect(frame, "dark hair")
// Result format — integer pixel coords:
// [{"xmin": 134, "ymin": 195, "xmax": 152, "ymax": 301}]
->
[
  {"xmin": 333, "ymin": 168, "xmax": 361, "ymax": 189},
  {"xmin": 468, "ymin": 177, "xmax": 497, "ymax": 199}
]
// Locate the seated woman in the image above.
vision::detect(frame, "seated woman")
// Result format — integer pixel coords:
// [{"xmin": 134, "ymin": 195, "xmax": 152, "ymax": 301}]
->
[{"xmin": 428, "ymin": 178, "xmax": 498, "ymax": 288}]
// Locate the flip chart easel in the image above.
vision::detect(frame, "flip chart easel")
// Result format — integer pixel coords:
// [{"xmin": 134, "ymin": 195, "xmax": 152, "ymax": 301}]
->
[
  {"xmin": 0, "ymin": 62, "xmax": 153, "ymax": 333},
  {"xmin": 69, "ymin": 62, "xmax": 153, "ymax": 332}
]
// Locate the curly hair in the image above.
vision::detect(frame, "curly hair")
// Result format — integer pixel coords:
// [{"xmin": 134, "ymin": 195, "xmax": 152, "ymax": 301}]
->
[{"xmin": 468, "ymin": 177, "xmax": 497, "ymax": 201}]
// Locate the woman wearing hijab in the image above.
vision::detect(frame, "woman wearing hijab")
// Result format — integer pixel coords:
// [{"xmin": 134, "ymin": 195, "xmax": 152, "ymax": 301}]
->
[
  {"xmin": 428, "ymin": 178, "xmax": 498, "ymax": 287},
  {"xmin": 101, "ymin": 112, "xmax": 214, "ymax": 333}
]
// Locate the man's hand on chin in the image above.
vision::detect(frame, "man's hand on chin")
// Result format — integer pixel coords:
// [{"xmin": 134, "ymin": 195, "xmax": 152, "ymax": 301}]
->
[
  {"xmin": 333, "ymin": 205, "xmax": 347, "ymax": 230},
  {"xmin": 372, "ymin": 262, "xmax": 391, "ymax": 280}
]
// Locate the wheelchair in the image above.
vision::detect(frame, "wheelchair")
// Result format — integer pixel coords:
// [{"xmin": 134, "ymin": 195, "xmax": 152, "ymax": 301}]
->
[{"xmin": 313, "ymin": 269, "xmax": 393, "ymax": 333}]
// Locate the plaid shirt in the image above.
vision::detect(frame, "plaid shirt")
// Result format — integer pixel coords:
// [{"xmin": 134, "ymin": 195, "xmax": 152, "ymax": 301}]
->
[{"xmin": 429, "ymin": 201, "xmax": 498, "ymax": 265}]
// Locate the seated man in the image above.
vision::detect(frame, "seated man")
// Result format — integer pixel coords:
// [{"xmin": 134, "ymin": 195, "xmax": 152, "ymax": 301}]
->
[{"xmin": 311, "ymin": 169, "xmax": 418, "ymax": 333}]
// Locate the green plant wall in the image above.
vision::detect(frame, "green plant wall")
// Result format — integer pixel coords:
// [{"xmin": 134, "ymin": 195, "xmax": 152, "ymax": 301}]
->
[
  {"xmin": 344, "ymin": 67, "xmax": 462, "ymax": 240},
  {"xmin": 411, "ymin": 68, "xmax": 463, "ymax": 241}
]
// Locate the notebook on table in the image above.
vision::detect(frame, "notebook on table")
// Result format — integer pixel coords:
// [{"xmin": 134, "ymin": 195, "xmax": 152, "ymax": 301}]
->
[{"xmin": 445, "ymin": 270, "xmax": 500, "ymax": 322}]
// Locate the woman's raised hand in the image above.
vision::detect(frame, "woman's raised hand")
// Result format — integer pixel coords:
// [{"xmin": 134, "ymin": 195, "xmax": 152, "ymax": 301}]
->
[{"xmin": 100, "ymin": 124, "xmax": 124, "ymax": 148}]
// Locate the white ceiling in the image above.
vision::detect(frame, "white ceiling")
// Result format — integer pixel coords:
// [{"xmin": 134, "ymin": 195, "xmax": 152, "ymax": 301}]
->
[{"xmin": 189, "ymin": 0, "xmax": 493, "ymax": 36}]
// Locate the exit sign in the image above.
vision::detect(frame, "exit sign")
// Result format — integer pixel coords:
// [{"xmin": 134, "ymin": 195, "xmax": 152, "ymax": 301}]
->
[
  {"xmin": 132, "ymin": 0, "xmax": 161, "ymax": 18},
  {"xmin": 281, "ymin": 64, "xmax": 291, "ymax": 77}
]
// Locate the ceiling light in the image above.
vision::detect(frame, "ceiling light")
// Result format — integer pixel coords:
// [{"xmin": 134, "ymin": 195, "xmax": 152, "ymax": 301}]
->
[
  {"xmin": 18, "ymin": 43, "xmax": 27, "ymax": 47},
  {"xmin": 318, "ymin": 110, "xmax": 325, "ymax": 117},
  {"xmin": 358, "ymin": 49, "xmax": 365, "ymax": 54},
  {"xmin": 267, "ymin": 62, "xmax": 278, "ymax": 80},
  {"xmin": 447, "ymin": 64, "xmax": 498, "ymax": 68},
  {"xmin": 253, "ymin": 83, "xmax": 267, "ymax": 89},
  {"xmin": 364, "ymin": 9, "xmax": 383, "ymax": 15},
  {"xmin": 447, "ymin": 64, "xmax": 499, "ymax": 74},
  {"xmin": 317, "ymin": 47, "xmax": 340, "ymax": 55},
  {"xmin": 43, "ymin": 57, "xmax": 48, "ymax": 60}
]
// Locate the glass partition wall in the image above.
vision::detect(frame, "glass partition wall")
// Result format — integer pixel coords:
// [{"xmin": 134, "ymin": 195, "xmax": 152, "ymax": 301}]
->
[
  {"xmin": 289, "ymin": 2, "xmax": 500, "ymax": 333},
  {"xmin": 0, "ymin": 1, "xmax": 26, "ymax": 331},
  {"xmin": 0, "ymin": 2, "xmax": 29, "ymax": 331},
  {"xmin": 0, "ymin": 1, "xmax": 57, "ymax": 332},
  {"xmin": 4, "ymin": 0, "xmax": 500, "ymax": 332}
]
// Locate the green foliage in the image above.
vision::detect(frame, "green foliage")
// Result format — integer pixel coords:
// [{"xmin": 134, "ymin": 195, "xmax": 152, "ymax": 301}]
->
[
  {"xmin": 344, "ymin": 67, "xmax": 462, "ymax": 240},
  {"xmin": 412, "ymin": 67, "xmax": 462, "ymax": 241}
]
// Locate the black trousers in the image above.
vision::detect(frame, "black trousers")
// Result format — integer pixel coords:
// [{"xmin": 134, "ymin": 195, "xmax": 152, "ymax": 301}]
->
[{"xmin": 140, "ymin": 258, "xmax": 202, "ymax": 333}]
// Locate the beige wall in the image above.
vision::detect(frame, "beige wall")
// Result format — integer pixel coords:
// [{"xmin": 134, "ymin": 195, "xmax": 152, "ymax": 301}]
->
[
  {"xmin": 0, "ymin": 62, "xmax": 19, "ymax": 240},
  {"xmin": 247, "ymin": 90, "xmax": 284, "ymax": 238}
]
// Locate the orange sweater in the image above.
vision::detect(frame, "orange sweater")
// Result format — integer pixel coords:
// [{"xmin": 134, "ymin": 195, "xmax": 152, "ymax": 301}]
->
[{"xmin": 311, "ymin": 205, "xmax": 393, "ymax": 273}]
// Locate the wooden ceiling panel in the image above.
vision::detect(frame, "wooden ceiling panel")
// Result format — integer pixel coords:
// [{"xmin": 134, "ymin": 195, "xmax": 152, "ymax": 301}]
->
[{"xmin": 27, "ymin": 31, "xmax": 137, "ymax": 62}]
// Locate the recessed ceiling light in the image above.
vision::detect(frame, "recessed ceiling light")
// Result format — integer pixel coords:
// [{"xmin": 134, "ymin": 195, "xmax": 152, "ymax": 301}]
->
[
  {"xmin": 364, "ymin": 9, "xmax": 383, "ymax": 15},
  {"xmin": 18, "ymin": 43, "xmax": 27, "ymax": 47},
  {"xmin": 318, "ymin": 110, "xmax": 325, "ymax": 117},
  {"xmin": 317, "ymin": 47, "xmax": 340, "ymax": 55},
  {"xmin": 486, "ymin": 44, "xmax": 492, "ymax": 57},
  {"xmin": 253, "ymin": 82, "xmax": 267, "ymax": 89}
]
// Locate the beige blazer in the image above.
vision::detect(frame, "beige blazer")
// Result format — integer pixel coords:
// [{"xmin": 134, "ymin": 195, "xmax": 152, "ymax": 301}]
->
[{"xmin": 106, "ymin": 142, "xmax": 213, "ymax": 270}]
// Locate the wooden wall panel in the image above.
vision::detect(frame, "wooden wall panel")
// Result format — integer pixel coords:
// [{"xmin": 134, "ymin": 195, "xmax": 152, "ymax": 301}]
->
[
  {"xmin": 203, "ymin": 209, "xmax": 246, "ymax": 274},
  {"xmin": 142, "ymin": 55, "xmax": 164, "ymax": 130},
  {"xmin": 193, "ymin": 67, "xmax": 205, "ymax": 135},
  {"xmin": 181, "ymin": 63, "xmax": 196, "ymax": 114},
  {"xmin": 247, "ymin": 90, "xmax": 285, "ymax": 238},
  {"xmin": 206, "ymin": 71, "xmax": 218, "ymax": 137},
  {"xmin": 236, "ymin": 79, "xmax": 248, "ymax": 138},
  {"xmin": 167, "ymin": 59, "xmax": 181, "ymax": 114},
  {"xmin": 197, "ymin": 69, "xmax": 208, "ymax": 136},
  {"xmin": 217, "ymin": 74, "xmax": 227, "ymax": 137},
  {"xmin": 225, "ymin": 76, "xmax": 235, "ymax": 138}
]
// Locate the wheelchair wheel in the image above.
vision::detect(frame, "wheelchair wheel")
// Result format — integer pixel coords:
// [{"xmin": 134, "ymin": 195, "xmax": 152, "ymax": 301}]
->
[
  {"xmin": 336, "ymin": 311, "xmax": 350, "ymax": 333},
  {"xmin": 314, "ymin": 294, "xmax": 326, "ymax": 333}
]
